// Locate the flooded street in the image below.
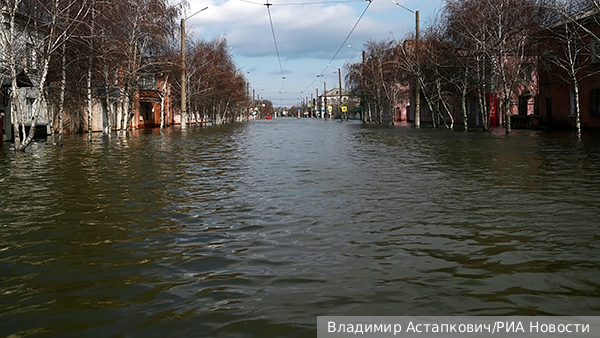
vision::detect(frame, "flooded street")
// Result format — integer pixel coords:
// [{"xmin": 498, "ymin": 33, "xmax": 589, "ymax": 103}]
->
[{"xmin": 1, "ymin": 119, "xmax": 600, "ymax": 337}]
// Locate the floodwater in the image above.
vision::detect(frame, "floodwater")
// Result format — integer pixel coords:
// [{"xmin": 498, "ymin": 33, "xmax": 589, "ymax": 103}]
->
[{"xmin": 1, "ymin": 119, "xmax": 600, "ymax": 337}]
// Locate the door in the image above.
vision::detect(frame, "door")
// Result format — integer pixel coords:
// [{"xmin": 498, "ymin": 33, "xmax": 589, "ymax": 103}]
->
[{"xmin": 519, "ymin": 96, "xmax": 529, "ymax": 116}]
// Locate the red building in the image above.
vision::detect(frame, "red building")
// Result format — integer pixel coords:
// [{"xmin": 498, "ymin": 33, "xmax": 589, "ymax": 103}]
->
[
  {"xmin": 538, "ymin": 7, "xmax": 600, "ymax": 129},
  {"xmin": 136, "ymin": 73, "xmax": 174, "ymax": 129}
]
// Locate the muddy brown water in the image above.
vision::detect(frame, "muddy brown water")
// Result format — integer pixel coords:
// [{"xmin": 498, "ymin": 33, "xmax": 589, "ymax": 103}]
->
[{"xmin": 1, "ymin": 119, "xmax": 599, "ymax": 337}]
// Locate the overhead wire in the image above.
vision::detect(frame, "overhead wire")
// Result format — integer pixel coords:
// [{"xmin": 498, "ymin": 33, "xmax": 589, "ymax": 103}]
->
[
  {"xmin": 240, "ymin": 0, "xmax": 373, "ymax": 106},
  {"xmin": 240, "ymin": 0, "xmax": 366, "ymax": 6},
  {"xmin": 300, "ymin": 0, "xmax": 372, "ymax": 97},
  {"xmin": 265, "ymin": 2, "xmax": 287, "ymax": 96},
  {"xmin": 274, "ymin": 0, "xmax": 365, "ymax": 5}
]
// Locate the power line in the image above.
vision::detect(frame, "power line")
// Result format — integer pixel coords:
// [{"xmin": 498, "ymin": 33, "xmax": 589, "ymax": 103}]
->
[
  {"xmin": 239, "ymin": 0, "xmax": 372, "ymax": 106},
  {"xmin": 301, "ymin": 0, "xmax": 372, "ymax": 95},
  {"xmin": 276, "ymin": 0, "xmax": 365, "ymax": 5},
  {"xmin": 240, "ymin": 0, "xmax": 365, "ymax": 6},
  {"xmin": 265, "ymin": 2, "xmax": 286, "ymax": 87}
]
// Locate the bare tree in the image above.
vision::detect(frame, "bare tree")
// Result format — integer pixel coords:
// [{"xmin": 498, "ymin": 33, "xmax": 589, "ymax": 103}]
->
[
  {"xmin": 539, "ymin": 0, "xmax": 599, "ymax": 137},
  {"xmin": 184, "ymin": 37, "xmax": 249, "ymax": 125},
  {"xmin": 444, "ymin": 0, "xmax": 501, "ymax": 131},
  {"xmin": 345, "ymin": 39, "xmax": 405, "ymax": 124},
  {"xmin": 436, "ymin": 8, "xmax": 478, "ymax": 131},
  {"xmin": 1, "ymin": 0, "xmax": 86, "ymax": 151}
]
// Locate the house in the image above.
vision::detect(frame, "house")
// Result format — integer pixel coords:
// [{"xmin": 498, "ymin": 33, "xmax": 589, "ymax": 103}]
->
[
  {"xmin": 134, "ymin": 73, "xmax": 173, "ymax": 129},
  {"xmin": 537, "ymin": 6, "xmax": 600, "ymax": 129},
  {"xmin": 402, "ymin": 66, "xmax": 537, "ymax": 130},
  {"xmin": 0, "ymin": 8, "xmax": 50, "ymax": 142},
  {"xmin": 319, "ymin": 88, "xmax": 360, "ymax": 119},
  {"xmin": 392, "ymin": 35, "xmax": 540, "ymax": 130},
  {"xmin": 84, "ymin": 71, "xmax": 173, "ymax": 133}
]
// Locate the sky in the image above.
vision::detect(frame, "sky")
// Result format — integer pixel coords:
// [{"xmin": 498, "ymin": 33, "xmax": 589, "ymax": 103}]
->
[{"xmin": 184, "ymin": 0, "xmax": 445, "ymax": 107}]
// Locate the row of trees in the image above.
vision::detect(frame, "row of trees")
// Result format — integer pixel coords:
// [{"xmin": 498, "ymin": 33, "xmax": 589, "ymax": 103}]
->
[
  {"xmin": 2, "ymin": 0, "xmax": 251, "ymax": 152},
  {"xmin": 344, "ymin": 0, "xmax": 600, "ymax": 135},
  {"xmin": 185, "ymin": 37, "xmax": 252, "ymax": 125}
]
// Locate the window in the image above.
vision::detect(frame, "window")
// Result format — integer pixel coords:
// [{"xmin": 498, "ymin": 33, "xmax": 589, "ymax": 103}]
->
[
  {"xmin": 521, "ymin": 63, "xmax": 533, "ymax": 81},
  {"xmin": 26, "ymin": 98, "xmax": 35, "ymax": 120},
  {"xmin": 26, "ymin": 45, "xmax": 37, "ymax": 70},
  {"xmin": 139, "ymin": 75, "xmax": 157, "ymax": 91},
  {"xmin": 589, "ymin": 89, "xmax": 600, "ymax": 115}
]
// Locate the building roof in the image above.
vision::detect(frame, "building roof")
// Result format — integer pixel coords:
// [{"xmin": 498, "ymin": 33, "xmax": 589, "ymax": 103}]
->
[
  {"xmin": 545, "ymin": 4, "xmax": 600, "ymax": 31},
  {"xmin": 323, "ymin": 88, "xmax": 351, "ymax": 97}
]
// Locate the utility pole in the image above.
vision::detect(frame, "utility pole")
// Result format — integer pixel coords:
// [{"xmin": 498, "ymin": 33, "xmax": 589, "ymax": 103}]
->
[
  {"xmin": 246, "ymin": 82, "xmax": 250, "ymax": 121},
  {"xmin": 392, "ymin": 1, "xmax": 419, "ymax": 127},
  {"xmin": 306, "ymin": 96, "xmax": 309, "ymax": 118},
  {"xmin": 316, "ymin": 88, "xmax": 319, "ymax": 118},
  {"xmin": 338, "ymin": 68, "xmax": 344, "ymax": 121},
  {"xmin": 181, "ymin": 18, "xmax": 186, "ymax": 129},
  {"xmin": 415, "ymin": 10, "xmax": 420, "ymax": 128},
  {"xmin": 324, "ymin": 81, "xmax": 327, "ymax": 120},
  {"xmin": 362, "ymin": 50, "xmax": 366, "ymax": 122}
]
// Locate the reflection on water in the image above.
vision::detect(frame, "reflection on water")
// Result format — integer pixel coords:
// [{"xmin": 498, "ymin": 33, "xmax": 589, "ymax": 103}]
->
[{"xmin": 1, "ymin": 121, "xmax": 600, "ymax": 337}]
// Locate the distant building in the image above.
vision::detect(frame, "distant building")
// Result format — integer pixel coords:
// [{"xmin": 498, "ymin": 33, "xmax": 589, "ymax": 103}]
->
[{"xmin": 319, "ymin": 88, "xmax": 360, "ymax": 119}]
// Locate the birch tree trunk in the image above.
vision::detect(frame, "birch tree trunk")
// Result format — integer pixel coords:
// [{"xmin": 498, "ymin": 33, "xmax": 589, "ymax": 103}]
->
[
  {"xmin": 87, "ymin": 57, "xmax": 93, "ymax": 142},
  {"xmin": 504, "ymin": 98, "xmax": 512, "ymax": 134},
  {"xmin": 120, "ymin": 93, "xmax": 126, "ymax": 134},
  {"xmin": 87, "ymin": 3, "xmax": 95, "ymax": 142},
  {"xmin": 574, "ymin": 81, "xmax": 581, "ymax": 139},
  {"xmin": 476, "ymin": 57, "xmax": 489, "ymax": 132},
  {"xmin": 461, "ymin": 88, "xmax": 468, "ymax": 132},
  {"xmin": 58, "ymin": 42, "xmax": 66, "ymax": 145},
  {"xmin": 160, "ymin": 75, "xmax": 168, "ymax": 129},
  {"xmin": 10, "ymin": 0, "xmax": 62, "ymax": 152},
  {"xmin": 435, "ymin": 77, "xmax": 452, "ymax": 129},
  {"xmin": 126, "ymin": 93, "xmax": 132, "ymax": 137},
  {"xmin": 461, "ymin": 69, "xmax": 468, "ymax": 132},
  {"xmin": 8, "ymin": 0, "xmax": 23, "ymax": 149},
  {"xmin": 103, "ymin": 66, "xmax": 112, "ymax": 136}
]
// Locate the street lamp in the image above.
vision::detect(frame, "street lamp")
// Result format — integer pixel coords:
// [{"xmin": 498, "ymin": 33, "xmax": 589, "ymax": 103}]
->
[
  {"xmin": 181, "ymin": 6, "xmax": 208, "ymax": 129},
  {"xmin": 392, "ymin": 0, "xmax": 420, "ymax": 128}
]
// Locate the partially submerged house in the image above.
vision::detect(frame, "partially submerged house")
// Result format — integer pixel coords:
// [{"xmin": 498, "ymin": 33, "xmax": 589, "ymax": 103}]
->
[
  {"xmin": 75, "ymin": 65, "xmax": 174, "ymax": 133},
  {"xmin": 0, "ymin": 7, "xmax": 50, "ymax": 142},
  {"xmin": 136, "ymin": 72, "xmax": 173, "ymax": 129}
]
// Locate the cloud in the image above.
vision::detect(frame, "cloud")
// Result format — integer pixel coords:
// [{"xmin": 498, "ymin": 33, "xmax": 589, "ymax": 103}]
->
[
  {"xmin": 188, "ymin": 0, "xmax": 397, "ymax": 59},
  {"xmin": 185, "ymin": 0, "xmax": 443, "ymax": 106}
]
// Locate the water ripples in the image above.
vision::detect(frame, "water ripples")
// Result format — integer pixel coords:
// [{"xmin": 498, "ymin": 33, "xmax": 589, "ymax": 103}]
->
[{"xmin": 1, "ymin": 121, "xmax": 600, "ymax": 336}]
